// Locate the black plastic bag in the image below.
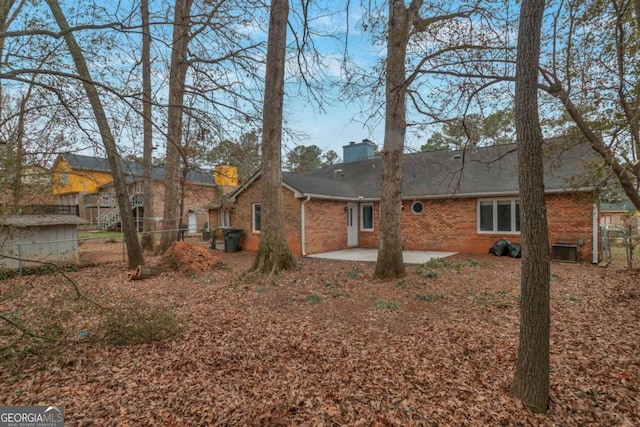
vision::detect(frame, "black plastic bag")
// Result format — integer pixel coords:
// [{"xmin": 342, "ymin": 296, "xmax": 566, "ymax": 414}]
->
[
  {"xmin": 489, "ymin": 239, "xmax": 510, "ymax": 256},
  {"xmin": 507, "ymin": 242, "xmax": 521, "ymax": 258}
]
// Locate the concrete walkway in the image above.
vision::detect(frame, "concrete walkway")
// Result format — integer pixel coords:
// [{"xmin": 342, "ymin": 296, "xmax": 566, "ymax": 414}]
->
[{"xmin": 306, "ymin": 249, "xmax": 457, "ymax": 264}]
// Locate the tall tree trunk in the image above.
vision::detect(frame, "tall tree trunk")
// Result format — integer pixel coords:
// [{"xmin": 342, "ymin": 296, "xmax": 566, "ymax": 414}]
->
[
  {"xmin": 374, "ymin": 0, "xmax": 409, "ymax": 279},
  {"xmin": 251, "ymin": 0, "xmax": 294, "ymax": 275},
  {"xmin": 10, "ymin": 81, "xmax": 30, "ymax": 209},
  {"xmin": 1, "ymin": 0, "xmax": 26, "ymax": 209},
  {"xmin": 510, "ymin": 0, "xmax": 550, "ymax": 413},
  {"xmin": 140, "ymin": 0, "xmax": 155, "ymax": 251},
  {"xmin": 0, "ymin": 0, "xmax": 25, "ymax": 108},
  {"xmin": 46, "ymin": 0, "xmax": 144, "ymax": 269},
  {"xmin": 157, "ymin": 0, "xmax": 193, "ymax": 254}
]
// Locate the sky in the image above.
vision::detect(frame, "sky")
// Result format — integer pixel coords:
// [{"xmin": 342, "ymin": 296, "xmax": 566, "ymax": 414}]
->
[
  {"xmin": 278, "ymin": 0, "xmax": 389, "ymax": 159},
  {"xmin": 6, "ymin": 1, "xmax": 446, "ymax": 163},
  {"xmin": 287, "ymin": 99, "xmax": 384, "ymax": 158}
]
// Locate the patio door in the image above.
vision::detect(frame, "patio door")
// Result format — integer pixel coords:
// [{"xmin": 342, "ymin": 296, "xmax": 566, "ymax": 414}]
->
[
  {"xmin": 188, "ymin": 211, "xmax": 197, "ymax": 234},
  {"xmin": 347, "ymin": 203, "xmax": 358, "ymax": 247}
]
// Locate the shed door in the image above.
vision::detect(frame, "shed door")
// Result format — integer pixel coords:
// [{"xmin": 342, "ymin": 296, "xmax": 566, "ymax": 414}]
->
[
  {"xmin": 188, "ymin": 211, "xmax": 197, "ymax": 233},
  {"xmin": 347, "ymin": 203, "xmax": 358, "ymax": 247}
]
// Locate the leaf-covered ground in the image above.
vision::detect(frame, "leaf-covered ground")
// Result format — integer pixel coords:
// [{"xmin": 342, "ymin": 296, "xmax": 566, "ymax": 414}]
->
[{"xmin": 1, "ymin": 242, "xmax": 639, "ymax": 426}]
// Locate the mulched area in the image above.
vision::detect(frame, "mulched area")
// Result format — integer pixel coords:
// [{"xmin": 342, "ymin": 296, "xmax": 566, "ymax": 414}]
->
[{"xmin": 1, "ymin": 242, "xmax": 638, "ymax": 426}]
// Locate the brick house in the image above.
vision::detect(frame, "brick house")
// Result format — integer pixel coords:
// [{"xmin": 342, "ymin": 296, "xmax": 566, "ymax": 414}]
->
[
  {"xmin": 52, "ymin": 153, "xmax": 237, "ymax": 232},
  {"xmin": 208, "ymin": 139, "xmax": 599, "ymax": 263},
  {"xmin": 599, "ymin": 201, "xmax": 638, "ymax": 231}
]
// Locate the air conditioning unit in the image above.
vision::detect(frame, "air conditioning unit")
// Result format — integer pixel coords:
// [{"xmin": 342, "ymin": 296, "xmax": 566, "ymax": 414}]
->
[{"xmin": 551, "ymin": 243, "xmax": 579, "ymax": 262}]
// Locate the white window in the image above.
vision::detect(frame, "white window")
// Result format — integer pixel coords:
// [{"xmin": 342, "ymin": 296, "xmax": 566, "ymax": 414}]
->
[
  {"xmin": 478, "ymin": 199, "xmax": 520, "ymax": 233},
  {"xmin": 361, "ymin": 203, "xmax": 374, "ymax": 231},
  {"xmin": 411, "ymin": 201, "xmax": 424, "ymax": 215},
  {"xmin": 218, "ymin": 209, "xmax": 231, "ymax": 227},
  {"xmin": 60, "ymin": 172, "xmax": 68, "ymax": 185},
  {"xmin": 252, "ymin": 203, "xmax": 261, "ymax": 233}
]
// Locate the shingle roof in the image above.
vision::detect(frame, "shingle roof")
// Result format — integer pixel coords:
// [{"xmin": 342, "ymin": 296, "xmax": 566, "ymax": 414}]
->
[
  {"xmin": 600, "ymin": 202, "xmax": 637, "ymax": 212},
  {"xmin": 62, "ymin": 153, "xmax": 112, "ymax": 172},
  {"xmin": 60, "ymin": 154, "xmax": 215, "ymax": 186},
  {"xmin": 0, "ymin": 215, "xmax": 86, "ymax": 227},
  {"xmin": 281, "ymin": 139, "xmax": 595, "ymax": 200}
]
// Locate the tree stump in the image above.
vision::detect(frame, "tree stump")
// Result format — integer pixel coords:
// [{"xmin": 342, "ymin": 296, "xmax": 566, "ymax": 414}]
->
[{"xmin": 128, "ymin": 265, "xmax": 164, "ymax": 281}]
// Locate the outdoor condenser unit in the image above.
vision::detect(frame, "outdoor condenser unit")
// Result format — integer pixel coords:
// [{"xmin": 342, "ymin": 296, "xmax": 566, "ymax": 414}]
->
[{"xmin": 551, "ymin": 243, "xmax": 579, "ymax": 262}]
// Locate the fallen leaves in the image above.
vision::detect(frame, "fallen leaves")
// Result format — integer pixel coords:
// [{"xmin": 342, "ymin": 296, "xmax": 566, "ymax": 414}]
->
[
  {"xmin": 1, "ymin": 243, "xmax": 639, "ymax": 425},
  {"xmin": 160, "ymin": 241, "xmax": 223, "ymax": 275}
]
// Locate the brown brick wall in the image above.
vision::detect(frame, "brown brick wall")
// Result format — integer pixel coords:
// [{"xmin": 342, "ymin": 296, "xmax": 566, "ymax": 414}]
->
[
  {"xmin": 211, "ymin": 179, "xmax": 596, "ymax": 261},
  {"xmin": 546, "ymin": 193, "xmax": 595, "ymax": 261},
  {"xmin": 303, "ymin": 200, "xmax": 349, "ymax": 254},
  {"xmin": 226, "ymin": 178, "xmax": 303, "ymax": 255},
  {"xmin": 358, "ymin": 202, "xmax": 379, "ymax": 248},
  {"xmin": 395, "ymin": 193, "xmax": 595, "ymax": 261},
  {"xmin": 151, "ymin": 182, "xmax": 216, "ymax": 233}
]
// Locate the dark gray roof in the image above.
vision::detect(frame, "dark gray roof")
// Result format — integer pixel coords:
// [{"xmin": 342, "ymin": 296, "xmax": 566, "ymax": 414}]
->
[
  {"xmin": 281, "ymin": 139, "xmax": 596, "ymax": 200},
  {"xmin": 62, "ymin": 153, "xmax": 112, "ymax": 172},
  {"xmin": 0, "ymin": 215, "xmax": 86, "ymax": 227},
  {"xmin": 600, "ymin": 202, "xmax": 637, "ymax": 212},
  {"xmin": 60, "ymin": 154, "xmax": 215, "ymax": 186}
]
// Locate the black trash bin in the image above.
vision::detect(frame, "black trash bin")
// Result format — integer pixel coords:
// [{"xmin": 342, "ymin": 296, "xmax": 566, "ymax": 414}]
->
[{"xmin": 224, "ymin": 228, "xmax": 243, "ymax": 252}]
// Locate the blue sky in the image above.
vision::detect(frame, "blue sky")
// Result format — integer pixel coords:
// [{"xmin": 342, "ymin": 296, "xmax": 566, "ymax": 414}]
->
[{"xmin": 280, "ymin": 0, "xmax": 388, "ymax": 158}]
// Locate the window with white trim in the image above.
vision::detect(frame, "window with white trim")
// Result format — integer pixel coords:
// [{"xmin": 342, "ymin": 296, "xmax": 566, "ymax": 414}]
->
[
  {"xmin": 218, "ymin": 209, "xmax": 231, "ymax": 227},
  {"xmin": 361, "ymin": 203, "xmax": 374, "ymax": 231},
  {"xmin": 60, "ymin": 172, "xmax": 68, "ymax": 185},
  {"xmin": 411, "ymin": 201, "xmax": 424, "ymax": 214},
  {"xmin": 252, "ymin": 203, "xmax": 261, "ymax": 233},
  {"xmin": 478, "ymin": 199, "xmax": 520, "ymax": 233}
]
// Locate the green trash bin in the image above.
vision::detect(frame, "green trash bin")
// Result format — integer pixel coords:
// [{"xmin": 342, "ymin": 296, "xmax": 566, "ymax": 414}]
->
[{"xmin": 224, "ymin": 229, "xmax": 243, "ymax": 252}]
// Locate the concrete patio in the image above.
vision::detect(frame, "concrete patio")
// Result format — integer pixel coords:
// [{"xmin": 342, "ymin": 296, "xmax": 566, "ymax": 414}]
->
[{"xmin": 305, "ymin": 249, "xmax": 457, "ymax": 264}]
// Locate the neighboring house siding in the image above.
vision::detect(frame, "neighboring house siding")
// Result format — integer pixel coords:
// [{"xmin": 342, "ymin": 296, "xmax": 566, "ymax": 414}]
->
[
  {"xmin": 52, "ymin": 154, "xmax": 222, "ymax": 232},
  {"xmin": 182, "ymin": 183, "xmax": 218, "ymax": 233},
  {"xmin": 599, "ymin": 208, "xmax": 638, "ymax": 231},
  {"xmin": 52, "ymin": 158, "xmax": 113, "ymax": 195}
]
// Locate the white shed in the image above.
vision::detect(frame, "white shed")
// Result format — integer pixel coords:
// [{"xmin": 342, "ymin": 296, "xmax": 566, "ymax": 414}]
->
[{"xmin": 0, "ymin": 215, "xmax": 86, "ymax": 270}]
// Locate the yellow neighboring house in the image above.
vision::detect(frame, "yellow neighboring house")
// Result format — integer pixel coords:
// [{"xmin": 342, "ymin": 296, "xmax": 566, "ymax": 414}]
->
[
  {"xmin": 51, "ymin": 153, "xmax": 237, "ymax": 232},
  {"xmin": 52, "ymin": 154, "xmax": 114, "ymax": 205}
]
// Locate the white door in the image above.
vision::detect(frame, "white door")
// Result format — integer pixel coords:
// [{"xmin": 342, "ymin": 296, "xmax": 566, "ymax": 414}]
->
[
  {"xmin": 188, "ymin": 211, "xmax": 197, "ymax": 234},
  {"xmin": 347, "ymin": 203, "xmax": 358, "ymax": 247}
]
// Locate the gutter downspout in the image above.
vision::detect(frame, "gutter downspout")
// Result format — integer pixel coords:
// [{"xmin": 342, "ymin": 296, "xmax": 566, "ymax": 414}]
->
[
  {"xmin": 592, "ymin": 202, "xmax": 598, "ymax": 264},
  {"xmin": 301, "ymin": 195, "xmax": 311, "ymax": 256}
]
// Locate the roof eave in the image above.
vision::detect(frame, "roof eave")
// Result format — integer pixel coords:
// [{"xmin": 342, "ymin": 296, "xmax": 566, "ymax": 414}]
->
[{"xmin": 403, "ymin": 186, "xmax": 596, "ymax": 200}]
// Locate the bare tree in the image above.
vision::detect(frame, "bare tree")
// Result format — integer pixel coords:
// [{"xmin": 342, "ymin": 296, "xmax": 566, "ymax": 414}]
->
[
  {"xmin": 539, "ymin": 0, "xmax": 640, "ymax": 209},
  {"xmin": 510, "ymin": 0, "xmax": 550, "ymax": 413},
  {"xmin": 407, "ymin": 0, "xmax": 640, "ymax": 211},
  {"xmin": 45, "ymin": 0, "xmax": 144, "ymax": 269},
  {"xmin": 140, "ymin": 0, "xmax": 154, "ymax": 251},
  {"xmin": 251, "ymin": 0, "xmax": 295, "ymax": 274},
  {"xmin": 157, "ymin": 0, "xmax": 193, "ymax": 254},
  {"xmin": 374, "ymin": 0, "xmax": 476, "ymax": 279},
  {"xmin": 374, "ymin": 0, "xmax": 412, "ymax": 279}
]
